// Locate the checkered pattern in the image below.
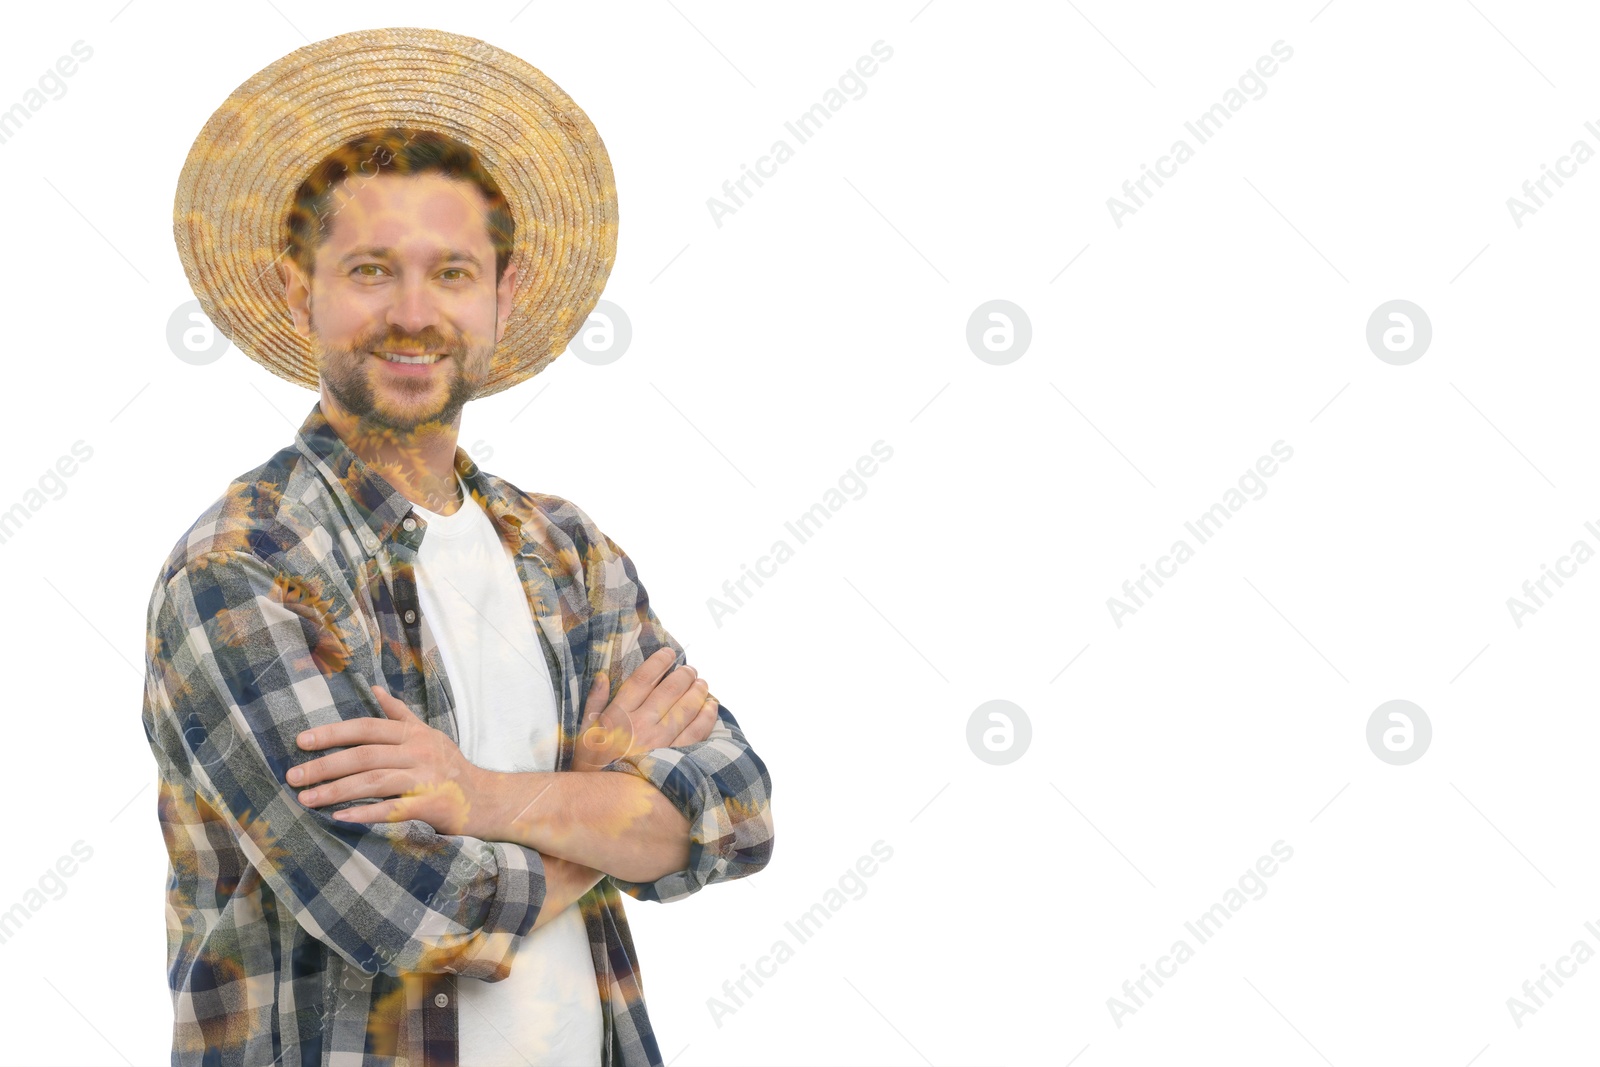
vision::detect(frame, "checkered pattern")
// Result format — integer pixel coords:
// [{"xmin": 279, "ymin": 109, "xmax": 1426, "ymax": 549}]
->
[{"xmin": 141, "ymin": 401, "xmax": 774, "ymax": 1065}]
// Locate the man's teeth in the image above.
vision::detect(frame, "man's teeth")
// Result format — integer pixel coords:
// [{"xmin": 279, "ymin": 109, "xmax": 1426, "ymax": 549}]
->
[{"xmin": 375, "ymin": 351, "xmax": 443, "ymax": 364}]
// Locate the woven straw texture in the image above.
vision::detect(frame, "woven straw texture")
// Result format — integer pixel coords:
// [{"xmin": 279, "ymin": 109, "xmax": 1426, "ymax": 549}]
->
[{"xmin": 172, "ymin": 26, "xmax": 617, "ymax": 397}]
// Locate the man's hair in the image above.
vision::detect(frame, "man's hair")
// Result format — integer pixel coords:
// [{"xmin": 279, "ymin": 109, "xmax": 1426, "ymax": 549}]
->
[{"xmin": 284, "ymin": 127, "xmax": 516, "ymax": 285}]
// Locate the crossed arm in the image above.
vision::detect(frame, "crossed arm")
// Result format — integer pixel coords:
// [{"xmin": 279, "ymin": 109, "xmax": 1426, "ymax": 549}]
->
[
  {"xmin": 149, "ymin": 518, "xmax": 772, "ymax": 979},
  {"xmin": 474, "ymin": 769, "xmax": 684, "ymax": 928},
  {"xmin": 288, "ymin": 646, "xmax": 724, "ymax": 923}
]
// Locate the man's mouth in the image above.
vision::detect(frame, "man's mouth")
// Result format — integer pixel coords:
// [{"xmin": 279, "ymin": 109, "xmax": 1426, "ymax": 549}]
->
[{"xmin": 371, "ymin": 350, "xmax": 447, "ymax": 365}]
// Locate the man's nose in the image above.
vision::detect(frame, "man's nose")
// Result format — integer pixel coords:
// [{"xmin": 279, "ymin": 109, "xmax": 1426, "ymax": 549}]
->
[{"xmin": 385, "ymin": 275, "xmax": 443, "ymax": 336}]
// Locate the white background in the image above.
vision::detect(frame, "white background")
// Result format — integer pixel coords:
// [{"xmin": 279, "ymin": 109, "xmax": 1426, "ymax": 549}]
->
[{"xmin": 3, "ymin": 1, "xmax": 1598, "ymax": 1064}]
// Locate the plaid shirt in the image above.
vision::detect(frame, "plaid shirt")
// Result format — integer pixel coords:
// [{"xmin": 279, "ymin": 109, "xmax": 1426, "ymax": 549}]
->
[{"xmin": 141, "ymin": 400, "xmax": 774, "ymax": 1066}]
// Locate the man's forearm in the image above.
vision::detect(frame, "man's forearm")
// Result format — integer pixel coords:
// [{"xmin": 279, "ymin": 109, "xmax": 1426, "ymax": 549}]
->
[
  {"xmin": 473, "ymin": 768, "xmax": 690, "ymax": 884},
  {"xmin": 533, "ymin": 855, "xmax": 606, "ymax": 930}
]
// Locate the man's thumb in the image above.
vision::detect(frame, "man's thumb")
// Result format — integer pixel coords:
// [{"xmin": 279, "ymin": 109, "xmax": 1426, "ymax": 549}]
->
[{"xmin": 582, "ymin": 671, "xmax": 608, "ymax": 723}]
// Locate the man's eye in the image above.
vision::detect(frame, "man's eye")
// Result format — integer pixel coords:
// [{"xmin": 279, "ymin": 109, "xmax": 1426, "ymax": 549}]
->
[{"xmin": 349, "ymin": 265, "xmax": 469, "ymax": 281}]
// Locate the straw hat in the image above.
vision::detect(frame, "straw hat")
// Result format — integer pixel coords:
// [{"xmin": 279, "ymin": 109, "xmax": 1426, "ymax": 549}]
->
[{"xmin": 172, "ymin": 26, "xmax": 617, "ymax": 398}]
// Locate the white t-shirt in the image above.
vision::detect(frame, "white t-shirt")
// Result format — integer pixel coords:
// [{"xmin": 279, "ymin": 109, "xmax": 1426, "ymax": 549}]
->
[{"xmin": 410, "ymin": 474, "xmax": 603, "ymax": 1066}]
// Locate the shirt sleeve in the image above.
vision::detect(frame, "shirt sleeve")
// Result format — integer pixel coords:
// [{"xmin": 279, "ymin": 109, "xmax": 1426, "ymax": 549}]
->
[
  {"xmin": 569, "ymin": 511, "xmax": 776, "ymax": 904},
  {"xmin": 145, "ymin": 548, "xmax": 548, "ymax": 981}
]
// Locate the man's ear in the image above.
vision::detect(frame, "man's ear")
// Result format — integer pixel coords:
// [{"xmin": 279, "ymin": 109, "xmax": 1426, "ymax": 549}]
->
[
  {"xmin": 494, "ymin": 258, "xmax": 518, "ymax": 346},
  {"xmin": 280, "ymin": 259, "xmax": 312, "ymax": 337}
]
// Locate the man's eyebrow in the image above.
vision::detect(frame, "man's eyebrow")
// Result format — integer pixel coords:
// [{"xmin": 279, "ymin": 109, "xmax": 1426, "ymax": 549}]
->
[{"xmin": 337, "ymin": 247, "xmax": 484, "ymax": 268}]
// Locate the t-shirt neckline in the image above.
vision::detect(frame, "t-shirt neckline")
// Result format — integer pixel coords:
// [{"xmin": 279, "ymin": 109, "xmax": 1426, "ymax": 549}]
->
[{"xmin": 410, "ymin": 472, "xmax": 477, "ymax": 530}]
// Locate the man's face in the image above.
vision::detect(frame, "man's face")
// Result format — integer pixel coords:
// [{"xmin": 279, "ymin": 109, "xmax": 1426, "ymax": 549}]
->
[{"xmin": 282, "ymin": 171, "xmax": 518, "ymax": 434}]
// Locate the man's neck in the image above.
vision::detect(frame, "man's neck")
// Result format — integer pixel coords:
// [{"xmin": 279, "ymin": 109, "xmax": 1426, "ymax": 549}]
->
[{"xmin": 318, "ymin": 390, "xmax": 465, "ymax": 515}]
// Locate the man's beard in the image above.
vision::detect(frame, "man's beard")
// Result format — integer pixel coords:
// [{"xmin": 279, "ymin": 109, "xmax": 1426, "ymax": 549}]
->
[{"xmin": 315, "ymin": 329, "xmax": 492, "ymax": 434}]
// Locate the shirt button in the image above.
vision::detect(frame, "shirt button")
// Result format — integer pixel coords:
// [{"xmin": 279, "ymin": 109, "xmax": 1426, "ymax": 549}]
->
[
  {"xmin": 403, "ymin": 609, "xmax": 417, "ymax": 624},
  {"xmin": 433, "ymin": 992, "xmax": 449, "ymax": 1008},
  {"xmin": 361, "ymin": 531, "xmax": 377, "ymax": 549},
  {"xmin": 402, "ymin": 517, "xmax": 417, "ymax": 532}
]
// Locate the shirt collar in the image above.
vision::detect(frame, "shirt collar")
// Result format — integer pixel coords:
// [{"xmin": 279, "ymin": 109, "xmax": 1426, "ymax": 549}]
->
[{"xmin": 291, "ymin": 399, "xmax": 535, "ymax": 556}]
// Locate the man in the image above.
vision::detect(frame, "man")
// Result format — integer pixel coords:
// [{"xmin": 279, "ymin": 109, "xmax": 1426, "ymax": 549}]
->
[{"xmin": 146, "ymin": 27, "xmax": 773, "ymax": 1066}]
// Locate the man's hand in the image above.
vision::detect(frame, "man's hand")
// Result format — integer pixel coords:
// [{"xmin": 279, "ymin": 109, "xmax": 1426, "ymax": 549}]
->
[
  {"xmin": 289, "ymin": 685, "xmax": 488, "ymax": 836},
  {"xmin": 571, "ymin": 647, "xmax": 720, "ymax": 773}
]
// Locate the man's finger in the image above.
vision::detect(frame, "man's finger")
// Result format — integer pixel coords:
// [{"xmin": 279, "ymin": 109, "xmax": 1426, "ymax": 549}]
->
[
  {"xmin": 605, "ymin": 647, "xmax": 681, "ymax": 713},
  {"xmin": 657, "ymin": 676, "xmax": 709, "ymax": 737},
  {"xmin": 297, "ymin": 717, "xmax": 405, "ymax": 751},
  {"xmin": 331, "ymin": 800, "xmax": 392, "ymax": 824},
  {"xmin": 671, "ymin": 695, "xmax": 719, "ymax": 747},
  {"xmin": 610, "ymin": 662, "xmax": 696, "ymax": 734},
  {"xmin": 298, "ymin": 768, "xmax": 398, "ymax": 807},
  {"xmin": 291, "ymin": 741, "xmax": 398, "ymax": 788},
  {"xmin": 582, "ymin": 671, "xmax": 609, "ymax": 727},
  {"xmin": 371, "ymin": 684, "xmax": 420, "ymax": 721}
]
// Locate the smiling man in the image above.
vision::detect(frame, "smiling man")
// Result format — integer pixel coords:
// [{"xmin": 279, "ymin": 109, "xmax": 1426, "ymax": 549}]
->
[{"xmin": 145, "ymin": 28, "xmax": 773, "ymax": 1067}]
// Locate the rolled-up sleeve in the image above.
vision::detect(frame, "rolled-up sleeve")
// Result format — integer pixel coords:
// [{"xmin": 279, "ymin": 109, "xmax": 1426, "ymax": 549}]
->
[
  {"xmin": 146, "ymin": 549, "xmax": 548, "ymax": 980},
  {"xmin": 572, "ymin": 518, "xmax": 775, "ymax": 904}
]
